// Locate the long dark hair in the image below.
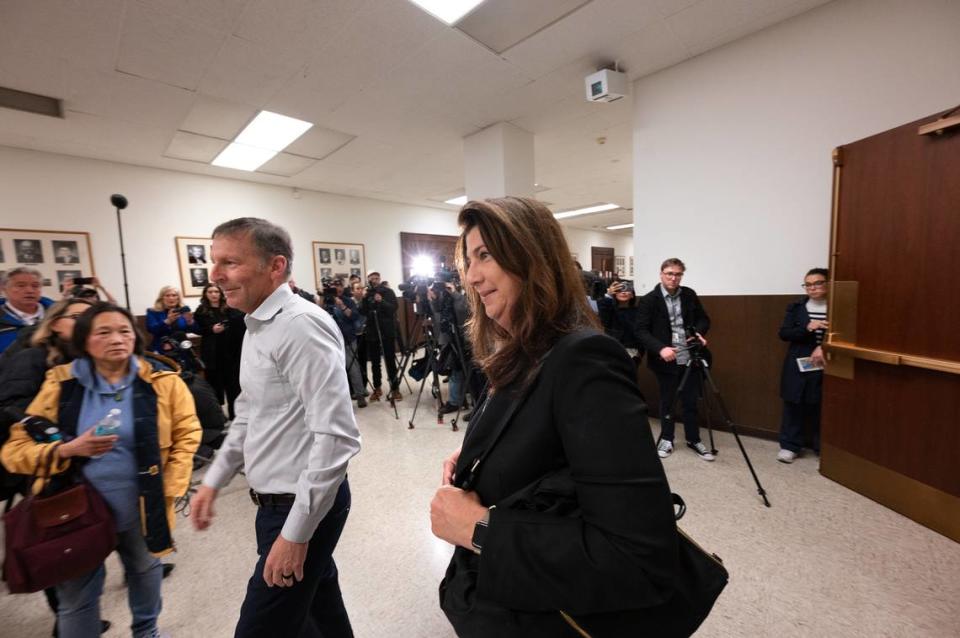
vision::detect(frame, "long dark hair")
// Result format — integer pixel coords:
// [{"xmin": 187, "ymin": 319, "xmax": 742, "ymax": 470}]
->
[
  {"xmin": 456, "ymin": 197, "xmax": 600, "ymax": 390},
  {"xmin": 71, "ymin": 302, "xmax": 145, "ymax": 358},
  {"xmin": 197, "ymin": 283, "xmax": 227, "ymax": 317}
]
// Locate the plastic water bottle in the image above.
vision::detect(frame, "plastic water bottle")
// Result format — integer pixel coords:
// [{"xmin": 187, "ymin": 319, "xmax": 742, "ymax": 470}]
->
[{"xmin": 91, "ymin": 408, "xmax": 121, "ymax": 458}]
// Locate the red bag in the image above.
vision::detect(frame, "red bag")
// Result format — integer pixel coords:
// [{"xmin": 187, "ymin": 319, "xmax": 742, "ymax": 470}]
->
[{"xmin": 2, "ymin": 446, "xmax": 117, "ymax": 593}]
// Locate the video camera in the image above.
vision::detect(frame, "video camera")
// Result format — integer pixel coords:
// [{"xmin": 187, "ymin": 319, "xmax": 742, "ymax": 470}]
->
[
  {"xmin": 319, "ymin": 276, "xmax": 340, "ymax": 305},
  {"xmin": 398, "ymin": 265, "xmax": 460, "ymax": 302}
]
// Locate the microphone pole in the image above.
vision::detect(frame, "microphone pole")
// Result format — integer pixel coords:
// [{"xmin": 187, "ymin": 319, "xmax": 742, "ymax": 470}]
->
[{"xmin": 110, "ymin": 194, "xmax": 131, "ymax": 311}]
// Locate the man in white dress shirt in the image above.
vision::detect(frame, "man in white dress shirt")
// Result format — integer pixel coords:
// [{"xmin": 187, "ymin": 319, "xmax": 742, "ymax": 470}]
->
[{"xmin": 190, "ymin": 217, "xmax": 361, "ymax": 638}]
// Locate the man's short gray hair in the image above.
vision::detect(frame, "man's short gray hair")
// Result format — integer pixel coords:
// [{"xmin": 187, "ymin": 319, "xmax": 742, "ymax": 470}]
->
[
  {"xmin": 212, "ymin": 217, "xmax": 293, "ymax": 277},
  {"xmin": 2, "ymin": 266, "xmax": 43, "ymax": 288}
]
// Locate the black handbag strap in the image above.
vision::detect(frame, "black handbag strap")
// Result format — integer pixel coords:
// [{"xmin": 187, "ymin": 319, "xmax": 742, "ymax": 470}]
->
[
  {"xmin": 453, "ymin": 329, "xmax": 595, "ymax": 491},
  {"xmin": 25, "ymin": 443, "xmax": 62, "ymax": 498}
]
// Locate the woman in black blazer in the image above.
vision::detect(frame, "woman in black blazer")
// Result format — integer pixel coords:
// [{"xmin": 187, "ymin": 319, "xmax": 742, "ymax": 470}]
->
[
  {"xmin": 777, "ymin": 268, "xmax": 829, "ymax": 463},
  {"xmin": 430, "ymin": 197, "xmax": 678, "ymax": 637}
]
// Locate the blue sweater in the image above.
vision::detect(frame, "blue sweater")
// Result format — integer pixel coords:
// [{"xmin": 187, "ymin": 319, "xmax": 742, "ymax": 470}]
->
[{"xmin": 72, "ymin": 357, "xmax": 140, "ymax": 531}]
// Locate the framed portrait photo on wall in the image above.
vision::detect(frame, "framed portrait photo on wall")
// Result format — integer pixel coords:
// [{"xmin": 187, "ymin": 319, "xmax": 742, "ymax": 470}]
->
[
  {"xmin": 175, "ymin": 236, "xmax": 214, "ymax": 298},
  {"xmin": 312, "ymin": 241, "xmax": 365, "ymax": 291},
  {"xmin": 0, "ymin": 228, "xmax": 95, "ymax": 299}
]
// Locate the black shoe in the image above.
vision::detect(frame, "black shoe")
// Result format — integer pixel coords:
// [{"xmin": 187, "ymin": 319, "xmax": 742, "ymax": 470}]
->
[
  {"xmin": 162, "ymin": 563, "xmax": 175, "ymax": 579},
  {"xmin": 357, "ymin": 396, "xmax": 367, "ymax": 408},
  {"xmin": 438, "ymin": 402, "xmax": 460, "ymax": 415},
  {"xmin": 461, "ymin": 410, "xmax": 473, "ymax": 422}
]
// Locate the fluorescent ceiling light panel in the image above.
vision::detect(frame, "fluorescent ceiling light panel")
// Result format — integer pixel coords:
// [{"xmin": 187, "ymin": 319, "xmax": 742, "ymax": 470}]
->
[
  {"xmin": 211, "ymin": 143, "xmax": 278, "ymax": 171},
  {"xmin": 606, "ymin": 223, "xmax": 634, "ymax": 230},
  {"xmin": 554, "ymin": 203, "xmax": 619, "ymax": 220},
  {"xmin": 408, "ymin": 0, "xmax": 485, "ymax": 25},
  {"xmin": 234, "ymin": 110, "xmax": 313, "ymax": 152},
  {"xmin": 445, "ymin": 195, "xmax": 468, "ymax": 206}
]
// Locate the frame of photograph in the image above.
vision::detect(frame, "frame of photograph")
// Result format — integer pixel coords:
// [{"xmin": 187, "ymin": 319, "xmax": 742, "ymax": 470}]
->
[
  {"xmin": 0, "ymin": 228, "xmax": 96, "ymax": 299},
  {"xmin": 175, "ymin": 236, "xmax": 214, "ymax": 298},
  {"xmin": 312, "ymin": 241, "xmax": 366, "ymax": 292}
]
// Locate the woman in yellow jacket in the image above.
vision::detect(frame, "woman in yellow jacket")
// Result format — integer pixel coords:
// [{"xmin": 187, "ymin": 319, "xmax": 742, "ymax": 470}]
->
[{"xmin": 1, "ymin": 302, "xmax": 201, "ymax": 638}]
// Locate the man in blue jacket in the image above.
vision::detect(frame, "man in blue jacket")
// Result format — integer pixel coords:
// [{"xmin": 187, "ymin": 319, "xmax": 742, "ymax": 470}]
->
[{"xmin": 0, "ymin": 267, "xmax": 55, "ymax": 354}]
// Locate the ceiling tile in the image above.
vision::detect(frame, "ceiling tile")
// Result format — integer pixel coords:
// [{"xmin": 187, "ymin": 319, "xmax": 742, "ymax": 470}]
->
[
  {"xmin": 502, "ymin": 0, "xmax": 663, "ymax": 77},
  {"xmin": 457, "ymin": 0, "xmax": 592, "ymax": 54},
  {"xmin": 180, "ymin": 95, "xmax": 257, "ymax": 140},
  {"xmin": 138, "ymin": 0, "xmax": 248, "ymax": 33},
  {"xmin": 0, "ymin": 0, "xmax": 123, "ymax": 74},
  {"xmin": 284, "ymin": 126, "xmax": 355, "ymax": 160},
  {"xmin": 164, "ymin": 131, "xmax": 228, "ymax": 163},
  {"xmin": 232, "ymin": 0, "xmax": 365, "ymax": 57},
  {"xmin": 117, "ymin": 1, "xmax": 227, "ymax": 90},
  {"xmin": 257, "ymin": 152, "xmax": 318, "ymax": 177},
  {"xmin": 198, "ymin": 35, "xmax": 305, "ymax": 107}
]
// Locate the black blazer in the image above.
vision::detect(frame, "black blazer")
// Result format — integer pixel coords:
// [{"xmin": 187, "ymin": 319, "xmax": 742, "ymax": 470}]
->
[
  {"xmin": 636, "ymin": 285, "xmax": 711, "ymax": 374},
  {"xmin": 778, "ymin": 298, "xmax": 823, "ymax": 404},
  {"xmin": 194, "ymin": 306, "xmax": 246, "ymax": 372},
  {"xmin": 441, "ymin": 330, "xmax": 677, "ymax": 637}
]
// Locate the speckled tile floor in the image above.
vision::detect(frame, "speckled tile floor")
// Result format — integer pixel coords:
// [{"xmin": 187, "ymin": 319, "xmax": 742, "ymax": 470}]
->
[{"xmin": 2, "ymin": 393, "xmax": 958, "ymax": 637}]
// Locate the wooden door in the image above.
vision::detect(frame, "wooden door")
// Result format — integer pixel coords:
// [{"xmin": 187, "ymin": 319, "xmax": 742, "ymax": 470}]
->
[
  {"xmin": 821, "ymin": 107, "xmax": 960, "ymax": 541},
  {"xmin": 591, "ymin": 246, "xmax": 615, "ymax": 276}
]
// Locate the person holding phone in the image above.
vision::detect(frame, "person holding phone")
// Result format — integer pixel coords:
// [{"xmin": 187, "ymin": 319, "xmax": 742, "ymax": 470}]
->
[
  {"xmin": 1, "ymin": 302, "xmax": 200, "ymax": 638},
  {"xmin": 194, "ymin": 283, "xmax": 245, "ymax": 420},
  {"xmin": 598, "ymin": 278, "xmax": 642, "ymax": 354},
  {"xmin": 145, "ymin": 286, "xmax": 198, "ymax": 353}
]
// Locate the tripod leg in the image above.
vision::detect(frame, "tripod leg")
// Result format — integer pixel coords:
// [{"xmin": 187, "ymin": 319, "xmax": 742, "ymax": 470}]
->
[
  {"xmin": 700, "ymin": 364, "xmax": 771, "ymax": 507},
  {"xmin": 407, "ymin": 362, "xmax": 433, "ymax": 429}
]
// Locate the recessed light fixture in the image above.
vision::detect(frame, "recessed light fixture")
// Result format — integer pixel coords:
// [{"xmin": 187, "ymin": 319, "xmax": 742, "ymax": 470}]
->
[
  {"xmin": 212, "ymin": 143, "xmax": 279, "ymax": 171},
  {"xmin": 211, "ymin": 110, "xmax": 313, "ymax": 172},
  {"xmin": 606, "ymin": 223, "xmax": 634, "ymax": 230},
  {"xmin": 554, "ymin": 203, "xmax": 619, "ymax": 220},
  {"xmin": 408, "ymin": 0, "xmax": 485, "ymax": 25},
  {"xmin": 444, "ymin": 195, "xmax": 468, "ymax": 206}
]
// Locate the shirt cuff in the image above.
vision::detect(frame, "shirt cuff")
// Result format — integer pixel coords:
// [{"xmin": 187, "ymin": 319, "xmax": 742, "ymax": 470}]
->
[
  {"xmin": 201, "ymin": 462, "xmax": 236, "ymax": 490},
  {"xmin": 280, "ymin": 507, "xmax": 320, "ymax": 544}
]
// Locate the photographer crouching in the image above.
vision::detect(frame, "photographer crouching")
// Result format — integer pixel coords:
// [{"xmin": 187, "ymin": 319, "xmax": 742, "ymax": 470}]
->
[
  {"xmin": 321, "ymin": 277, "xmax": 368, "ymax": 408},
  {"xmin": 360, "ymin": 270, "xmax": 401, "ymax": 402}
]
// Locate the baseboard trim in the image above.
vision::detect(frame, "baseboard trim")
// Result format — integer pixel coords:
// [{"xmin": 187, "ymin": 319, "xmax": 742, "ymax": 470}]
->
[{"xmin": 820, "ymin": 443, "xmax": 960, "ymax": 543}]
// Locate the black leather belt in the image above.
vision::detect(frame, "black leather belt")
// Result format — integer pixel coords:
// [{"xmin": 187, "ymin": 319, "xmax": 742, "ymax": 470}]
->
[{"xmin": 249, "ymin": 489, "xmax": 296, "ymax": 507}]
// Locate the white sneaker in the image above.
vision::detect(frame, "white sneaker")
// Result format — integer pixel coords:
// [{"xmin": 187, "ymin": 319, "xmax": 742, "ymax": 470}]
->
[
  {"xmin": 657, "ymin": 439, "xmax": 673, "ymax": 458},
  {"xmin": 777, "ymin": 449, "xmax": 797, "ymax": 464},
  {"xmin": 688, "ymin": 441, "xmax": 715, "ymax": 461}
]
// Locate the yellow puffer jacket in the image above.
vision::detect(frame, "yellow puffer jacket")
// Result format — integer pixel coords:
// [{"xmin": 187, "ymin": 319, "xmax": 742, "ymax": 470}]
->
[{"xmin": 0, "ymin": 357, "xmax": 201, "ymax": 555}]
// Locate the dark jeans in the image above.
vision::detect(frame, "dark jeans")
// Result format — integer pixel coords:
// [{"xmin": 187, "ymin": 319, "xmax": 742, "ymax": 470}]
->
[
  {"xmin": 235, "ymin": 481, "xmax": 353, "ymax": 638},
  {"xmin": 655, "ymin": 367, "xmax": 703, "ymax": 444},
  {"xmin": 366, "ymin": 337, "xmax": 398, "ymax": 391},
  {"xmin": 780, "ymin": 401, "xmax": 821, "ymax": 454}
]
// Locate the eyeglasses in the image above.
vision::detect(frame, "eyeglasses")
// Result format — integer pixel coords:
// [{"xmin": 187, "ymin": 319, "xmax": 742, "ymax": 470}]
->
[
  {"xmin": 802, "ymin": 281, "xmax": 827, "ymax": 289},
  {"xmin": 59, "ymin": 312, "xmax": 85, "ymax": 320},
  {"xmin": 661, "ymin": 271, "xmax": 684, "ymax": 278}
]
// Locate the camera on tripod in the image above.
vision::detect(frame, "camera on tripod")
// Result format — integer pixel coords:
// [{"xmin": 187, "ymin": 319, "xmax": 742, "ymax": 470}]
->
[{"xmin": 684, "ymin": 325, "xmax": 704, "ymax": 356}]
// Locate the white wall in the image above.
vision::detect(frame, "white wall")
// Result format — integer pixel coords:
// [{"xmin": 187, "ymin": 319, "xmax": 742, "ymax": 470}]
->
[
  {"xmin": 632, "ymin": 0, "xmax": 960, "ymax": 294},
  {"xmin": 0, "ymin": 147, "xmax": 459, "ymax": 311}
]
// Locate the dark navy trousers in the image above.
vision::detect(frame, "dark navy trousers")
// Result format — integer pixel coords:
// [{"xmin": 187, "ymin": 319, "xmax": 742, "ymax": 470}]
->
[{"xmin": 235, "ymin": 480, "xmax": 353, "ymax": 638}]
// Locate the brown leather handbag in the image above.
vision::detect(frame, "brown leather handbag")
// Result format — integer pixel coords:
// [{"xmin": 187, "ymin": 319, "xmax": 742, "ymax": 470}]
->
[{"xmin": 2, "ymin": 445, "xmax": 117, "ymax": 593}]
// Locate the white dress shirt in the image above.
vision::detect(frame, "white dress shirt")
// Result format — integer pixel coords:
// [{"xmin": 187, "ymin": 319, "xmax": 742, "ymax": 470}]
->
[{"xmin": 203, "ymin": 284, "xmax": 362, "ymax": 542}]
